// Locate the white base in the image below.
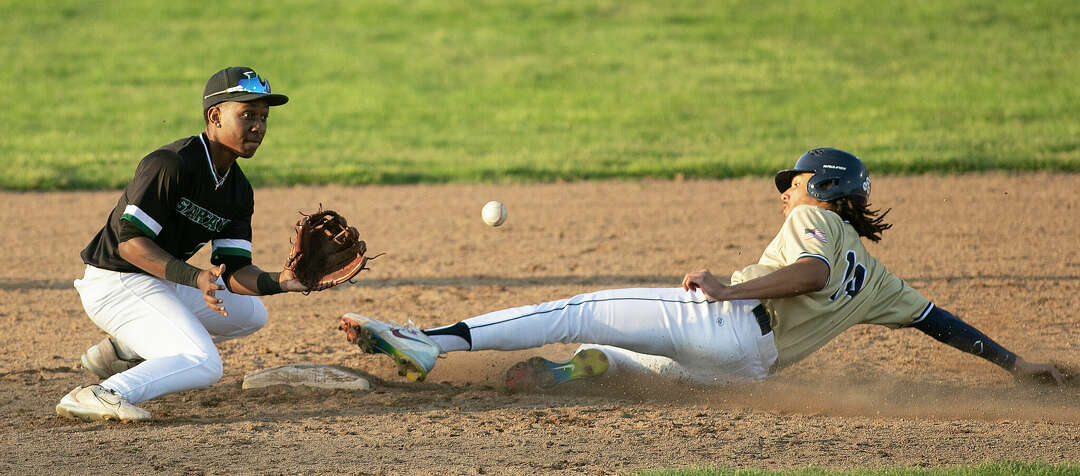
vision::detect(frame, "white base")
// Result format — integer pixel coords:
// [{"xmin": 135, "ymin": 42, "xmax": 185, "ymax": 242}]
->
[{"xmin": 242, "ymin": 363, "xmax": 372, "ymax": 391}]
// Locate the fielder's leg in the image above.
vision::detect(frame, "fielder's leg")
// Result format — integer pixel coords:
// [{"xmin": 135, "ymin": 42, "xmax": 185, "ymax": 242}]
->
[
  {"xmin": 175, "ymin": 279, "xmax": 267, "ymax": 342},
  {"xmin": 76, "ymin": 278, "xmax": 265, "ymax": 380},
  {"xmin": 69, "ymin": 267, "xmax": 250, "ymax": 407}
]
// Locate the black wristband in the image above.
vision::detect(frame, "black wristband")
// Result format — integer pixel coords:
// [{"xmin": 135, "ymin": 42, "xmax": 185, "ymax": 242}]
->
[
  {"xmin": 257, "ymin": 272, "xmax": 284, "ymax": 295},
  {"xmin": 165, "ymin": 259, "xmax": 201, "ymax": 288}
]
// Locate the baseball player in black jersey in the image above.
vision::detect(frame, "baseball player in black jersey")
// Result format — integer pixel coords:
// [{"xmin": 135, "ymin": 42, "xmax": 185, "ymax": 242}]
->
[{"xmin": 57, "ymin": 67, "xmax": 307, "ymax": 422}]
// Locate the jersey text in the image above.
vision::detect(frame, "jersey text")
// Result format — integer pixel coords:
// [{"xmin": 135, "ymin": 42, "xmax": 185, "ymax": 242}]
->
[{"xmin": 176, "ymin": 198, "xmax": 230, "ymax": 233}]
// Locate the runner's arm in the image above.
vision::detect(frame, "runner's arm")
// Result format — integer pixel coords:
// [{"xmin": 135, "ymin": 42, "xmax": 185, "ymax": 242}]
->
[
  {"xmin": 682, "ymin": 257, "xmax": 829, "ymax": 301},
  {"xmin": 908, "ymin": 306, "xmax": 1065, "ymax": 385}
]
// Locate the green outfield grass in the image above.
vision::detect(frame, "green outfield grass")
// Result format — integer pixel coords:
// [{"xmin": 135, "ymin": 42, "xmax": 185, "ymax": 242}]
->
[
  {"xmin": 633, "ymin": 461, "xmax": 1080, "ymax": 476},
  {"xmin": 2, "ymin": 0, "xmax": 1077, "ymax": 190}
]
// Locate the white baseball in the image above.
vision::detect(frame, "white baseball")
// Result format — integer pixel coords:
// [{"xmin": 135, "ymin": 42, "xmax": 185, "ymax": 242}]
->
[{"xmin": 481, "ymin": 200, "xmax": 507, "ymax": 227}]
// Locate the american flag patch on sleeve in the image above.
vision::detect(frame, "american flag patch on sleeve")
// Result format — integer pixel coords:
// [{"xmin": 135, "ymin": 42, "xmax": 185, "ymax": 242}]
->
[{"xmin": 803, "ymin": 228, "xmax": 828, "ymax": 243}]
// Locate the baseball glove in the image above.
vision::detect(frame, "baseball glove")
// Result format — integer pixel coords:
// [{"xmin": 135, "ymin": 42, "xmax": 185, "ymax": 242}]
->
[{"xmin": 285, "ymin": 207, "xmax": 376, "ymax": 292}]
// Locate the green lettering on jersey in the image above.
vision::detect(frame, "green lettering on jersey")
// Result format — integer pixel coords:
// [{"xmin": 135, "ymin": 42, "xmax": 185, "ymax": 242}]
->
[{"xmin": 175, "ymin": 197, "xmax": 230, "ymax": 232}]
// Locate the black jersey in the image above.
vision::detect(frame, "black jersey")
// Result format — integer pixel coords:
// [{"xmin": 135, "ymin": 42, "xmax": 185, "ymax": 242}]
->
[{"xmin": 81, "ymin": 133, "xmax": 255, "ymax": 273}]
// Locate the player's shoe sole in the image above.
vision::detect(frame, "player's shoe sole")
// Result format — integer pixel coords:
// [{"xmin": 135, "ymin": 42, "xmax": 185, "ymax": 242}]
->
[
  {"xmin": 504, "ymin": 349, "xmax": 609, "ymax": 392},
  {"xmin": 340, "ymin": 313, "xmax": 438, "ymax": 382},
  {"xmin": 80, "ymin": 337, "xmax": 144, "ymax": 379}
]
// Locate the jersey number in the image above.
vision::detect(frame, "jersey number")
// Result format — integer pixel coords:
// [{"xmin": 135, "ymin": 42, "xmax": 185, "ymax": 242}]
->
[{"xmin": 829, "ymin": 250, "xmax": 866, "ymax": 301}]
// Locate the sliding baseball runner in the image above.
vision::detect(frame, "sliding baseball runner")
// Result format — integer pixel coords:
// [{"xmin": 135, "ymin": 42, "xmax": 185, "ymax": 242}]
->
[{"xmin": 340, "ymin": 148, "xmax": 1068, "ymax": 390}]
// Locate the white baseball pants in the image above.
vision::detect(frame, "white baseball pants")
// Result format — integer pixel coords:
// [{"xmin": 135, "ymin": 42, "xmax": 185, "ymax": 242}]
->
[
  {"xmin": 464, "ymin": 287, "xmax": 778, "ymax": 385},
  {"xmin": 73, "ymin": 265, "xmax": 267, "ymax": 403}
]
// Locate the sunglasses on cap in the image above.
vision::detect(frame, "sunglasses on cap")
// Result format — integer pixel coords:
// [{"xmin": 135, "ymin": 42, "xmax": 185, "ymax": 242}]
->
[{"xmin": 203, "ymin": 74, "xmax": 272, "ymax": 100}]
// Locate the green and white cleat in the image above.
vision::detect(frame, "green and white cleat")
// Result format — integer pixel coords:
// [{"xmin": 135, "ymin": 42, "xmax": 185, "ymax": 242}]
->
[
  {"xmin": 340, "ymin": 313, "xmax": 438, "ymax": 382},
  {"xmin": 504, "ymin": 349, "xmax": 609, "ymax": 392}
]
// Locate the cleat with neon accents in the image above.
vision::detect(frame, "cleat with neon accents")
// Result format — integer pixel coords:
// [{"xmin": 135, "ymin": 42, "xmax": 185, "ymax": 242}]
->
[
  {"xmin": 340, "ymin": 313, "xmax": 438, "ymax": 382},
  {"xmin": 504, "ymin": 348, "xmax": 609, "ymax": 392}
]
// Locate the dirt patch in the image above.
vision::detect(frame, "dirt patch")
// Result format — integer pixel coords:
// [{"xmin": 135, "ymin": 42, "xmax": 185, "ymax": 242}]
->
[{"xmin": 2, "ymin": 173, "xmax": 1078, "ymax": 474}]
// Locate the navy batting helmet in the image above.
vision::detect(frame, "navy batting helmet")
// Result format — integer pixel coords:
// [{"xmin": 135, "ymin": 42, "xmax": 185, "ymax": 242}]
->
[{"xmin": 774, "ymin": 148, "xmax": 871, "ymax": 202}]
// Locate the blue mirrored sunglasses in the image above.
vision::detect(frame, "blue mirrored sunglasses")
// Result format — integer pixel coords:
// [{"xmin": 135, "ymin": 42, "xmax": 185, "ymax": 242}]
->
[{"xmin": 203, "ymin": 74, "xmax": 271, "ymax": 100}]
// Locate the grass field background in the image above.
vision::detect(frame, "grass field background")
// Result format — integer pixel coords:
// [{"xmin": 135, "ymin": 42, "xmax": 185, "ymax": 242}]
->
[{"xmin": 2, "ymin": 0, "xmax": 1077, "ymax": 190}]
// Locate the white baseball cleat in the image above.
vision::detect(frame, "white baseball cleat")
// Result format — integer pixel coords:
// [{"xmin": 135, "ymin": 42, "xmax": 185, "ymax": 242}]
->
[
  {"xmin": 55, "ymin": 385, "xmax": 152, "ymax": 422},
  {"xmin": 340, "ymin": 313, "xmax": 439, "ymax": 382},
  {"xmin": 81, "ymin": 337, "xmax": 143, "ymax": 379}
]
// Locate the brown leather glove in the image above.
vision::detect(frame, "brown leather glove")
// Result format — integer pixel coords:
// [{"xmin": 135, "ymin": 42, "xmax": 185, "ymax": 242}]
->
[{"xmin": 284, "ymin": 208, "xmax": 376, "ymax": 292}]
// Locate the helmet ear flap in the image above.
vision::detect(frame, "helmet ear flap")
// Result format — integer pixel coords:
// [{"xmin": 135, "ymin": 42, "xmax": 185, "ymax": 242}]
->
[
  {"xmin": 806, "ymin": 174, "xmax": 834, "ymax": 201},
  {"xmin": 816, "ymin": 177, "xmax": 839, "ymax": 191}
]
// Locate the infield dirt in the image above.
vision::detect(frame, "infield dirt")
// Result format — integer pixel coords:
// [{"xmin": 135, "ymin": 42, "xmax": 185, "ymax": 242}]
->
[{"xmin": 2, "ymin": 174, "xmax": 1078, "ymax": 474}]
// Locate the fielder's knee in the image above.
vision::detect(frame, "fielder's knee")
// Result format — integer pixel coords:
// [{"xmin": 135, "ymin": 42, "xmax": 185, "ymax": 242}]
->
[
  {"xmin": 182, "ymin": 352, "xmax": 224, "ymax": 388},
  {"xmin": 216, "ymin": 297, "xmax": 268, "ymax": 340},
  {"xmin": 236, "ymin": 298, "xmax": 268, "ymax": 336}
]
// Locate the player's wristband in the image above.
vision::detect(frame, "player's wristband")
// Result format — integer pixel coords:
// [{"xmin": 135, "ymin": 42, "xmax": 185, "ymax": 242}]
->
[
  {"xmin": 165, "ymin": 259, "xmax": 201, "ymax": 288},
  {"xmin": 257, "ymin": 272, "xmax": 283, "ymax": 295}
]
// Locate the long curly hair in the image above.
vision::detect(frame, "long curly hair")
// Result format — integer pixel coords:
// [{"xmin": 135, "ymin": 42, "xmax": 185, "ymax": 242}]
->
[{"xmin": 829, "ymin": 197, "xmax": 892, "ymax": 242}]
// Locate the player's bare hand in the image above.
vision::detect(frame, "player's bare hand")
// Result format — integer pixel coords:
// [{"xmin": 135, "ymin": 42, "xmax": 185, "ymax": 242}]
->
[
  {"xmin": 278, "ymin": 268, "xmax": 309, "ymax": 293},
  {"xmin": 198, "ymin": 264, "xmax": 228, "ymax": 316},
  {"xmin": 1011, "ymin": 357, "xmax": 1066, "ymax": 386},
  {"xmin": 682, "ymin": 269, "xmax": 729, "ymax": 300}
]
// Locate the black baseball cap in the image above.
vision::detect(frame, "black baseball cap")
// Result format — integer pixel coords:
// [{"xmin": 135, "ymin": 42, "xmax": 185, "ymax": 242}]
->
[{"xmin": 202, "ymin": 67, "xmax": 289, "ymax": 111}]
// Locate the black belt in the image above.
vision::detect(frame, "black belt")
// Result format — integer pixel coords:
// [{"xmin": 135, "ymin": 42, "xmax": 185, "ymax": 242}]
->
[{"xmin": 753, "ymin": 304, "xmax": 772, "ymax": 336}]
